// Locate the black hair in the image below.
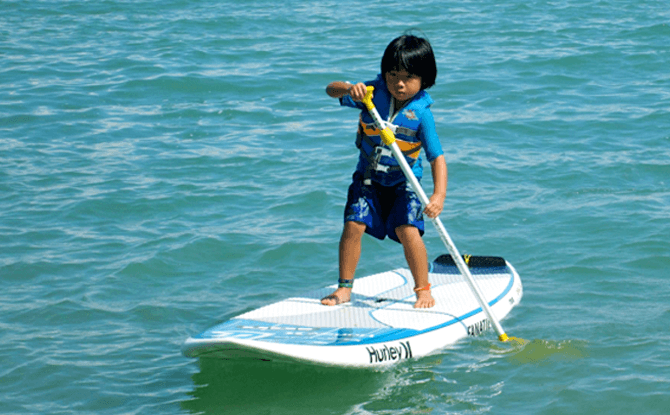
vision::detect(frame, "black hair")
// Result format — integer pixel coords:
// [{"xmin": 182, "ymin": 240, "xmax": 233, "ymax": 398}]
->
[{"xmin": 381, "ymin": 35, "xmax": 437, "ymax": 90}]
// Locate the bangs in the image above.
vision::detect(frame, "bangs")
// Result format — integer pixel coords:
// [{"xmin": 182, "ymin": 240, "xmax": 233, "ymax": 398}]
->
[{"xmin": 381, "ymin": 35, "xmax": 437, "ymax": 89}]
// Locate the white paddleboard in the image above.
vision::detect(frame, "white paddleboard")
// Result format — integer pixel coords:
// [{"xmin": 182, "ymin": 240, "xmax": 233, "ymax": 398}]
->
[{"xmin": 182, "ymin": 255, "xmax": 523, "ymax": 368}]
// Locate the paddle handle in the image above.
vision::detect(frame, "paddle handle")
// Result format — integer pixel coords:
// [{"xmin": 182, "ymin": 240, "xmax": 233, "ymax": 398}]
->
[
  {"xmin": 361, "ymin": 87, "xmax": 396, "ymax": 146},
  {"xmin": 362, "ymin": 86, "xmax": 510, "ymax": 342}
]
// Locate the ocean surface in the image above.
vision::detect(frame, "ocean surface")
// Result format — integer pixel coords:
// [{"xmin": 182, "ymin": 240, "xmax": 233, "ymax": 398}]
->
[{"xmin": 1, "ymin": 0, "xmax": 669, "ymax": 414}]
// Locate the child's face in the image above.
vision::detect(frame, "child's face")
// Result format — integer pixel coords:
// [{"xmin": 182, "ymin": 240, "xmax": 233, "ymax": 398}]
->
[{"xmin": 385, "ymin": 68, "xmax": 422, "ymax": 104}]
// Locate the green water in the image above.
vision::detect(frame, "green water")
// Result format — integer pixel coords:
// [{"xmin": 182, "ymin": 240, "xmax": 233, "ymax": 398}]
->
[{"xmin": 1, "ymin": 0, "xmax": 669, "ymax": 414}]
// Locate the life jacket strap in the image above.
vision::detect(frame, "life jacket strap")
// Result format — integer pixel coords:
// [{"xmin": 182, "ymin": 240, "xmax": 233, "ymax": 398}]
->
[{"xmin": 356, "ymin": 130, "xmax": 422, "ymax": 185}]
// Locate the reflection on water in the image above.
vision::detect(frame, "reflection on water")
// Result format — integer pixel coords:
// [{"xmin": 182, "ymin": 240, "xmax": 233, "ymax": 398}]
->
[
  {"xmin": 503, "ymin": 339, "xmax": 589, "ymax": 365},
  {"xmin": 182, "ymin": 358, "xmax": 389, "ymax": 415}
]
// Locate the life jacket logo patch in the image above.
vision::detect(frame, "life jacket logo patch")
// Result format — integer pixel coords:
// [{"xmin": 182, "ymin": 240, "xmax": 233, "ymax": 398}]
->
[{"xmin": 403, "ymin": 109, "xmax": 418, "ymax": 121}]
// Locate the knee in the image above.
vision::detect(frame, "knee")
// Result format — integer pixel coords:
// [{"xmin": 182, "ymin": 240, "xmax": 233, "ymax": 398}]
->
[
  {"xmin": 342, "ymin": 221, "xmax": 366, "ymax": 240},
  {"xmin": 394, "ymin": 224, "xmax": 420, "ymax": 242}
]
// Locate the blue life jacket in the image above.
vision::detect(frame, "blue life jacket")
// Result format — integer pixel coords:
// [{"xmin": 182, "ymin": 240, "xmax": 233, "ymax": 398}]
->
[{"xmin": 340, "ymin": 75, "xmax": 443, "ymax": 186}]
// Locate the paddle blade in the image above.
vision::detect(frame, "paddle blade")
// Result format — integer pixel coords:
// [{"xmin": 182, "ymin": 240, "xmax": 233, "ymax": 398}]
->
[{"xmin": 499, "ymin": 333, "xmax": 529, "ymax": 345}]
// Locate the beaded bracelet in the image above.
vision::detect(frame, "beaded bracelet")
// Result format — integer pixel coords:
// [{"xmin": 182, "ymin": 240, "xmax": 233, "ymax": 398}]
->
[{"xmin": 338, "ymin": 278, "xmax": 354, "ymax": 289}]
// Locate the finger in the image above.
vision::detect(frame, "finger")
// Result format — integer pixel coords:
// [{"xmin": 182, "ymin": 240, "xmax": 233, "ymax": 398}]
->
[{"xmin": 425, "ymin": 207, "xmax": 441, "ymax": 218}]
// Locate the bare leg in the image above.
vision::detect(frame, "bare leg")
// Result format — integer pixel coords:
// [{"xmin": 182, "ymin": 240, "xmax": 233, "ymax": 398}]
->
[
  {"xmin": 395, "ymin": 225, "xmax": 435, "ymax": 308},
  {"xmin": 321, "ymin": 221, "xmax": 366, "ymax": 306}
]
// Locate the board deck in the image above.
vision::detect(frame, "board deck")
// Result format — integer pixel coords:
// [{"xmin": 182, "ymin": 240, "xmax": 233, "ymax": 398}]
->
[{"xmin": 182, "ymin": 255, "xmax": 523, "ymax": 367}]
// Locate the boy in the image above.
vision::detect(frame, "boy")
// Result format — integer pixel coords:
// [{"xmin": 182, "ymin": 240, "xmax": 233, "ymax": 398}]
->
[{"xmin": 322, "ymin": 35, "xmax": 447, "ymax": 308}]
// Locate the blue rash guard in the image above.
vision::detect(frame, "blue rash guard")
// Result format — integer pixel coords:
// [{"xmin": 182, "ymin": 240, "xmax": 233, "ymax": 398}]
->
[{"xmin": 340, "ymin": 74, "xmax": 443, "ymax": 187}]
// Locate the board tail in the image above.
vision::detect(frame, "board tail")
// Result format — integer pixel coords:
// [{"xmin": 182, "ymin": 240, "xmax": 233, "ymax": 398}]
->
[{"xmin": 434, "ymin": 254, "xmax": 507, "ymax": 268}]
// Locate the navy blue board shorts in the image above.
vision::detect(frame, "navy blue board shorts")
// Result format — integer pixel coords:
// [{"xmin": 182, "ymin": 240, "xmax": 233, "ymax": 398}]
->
[{"xmin": 344, "ymin": 172, "xmax": 425, "ymax": 243}]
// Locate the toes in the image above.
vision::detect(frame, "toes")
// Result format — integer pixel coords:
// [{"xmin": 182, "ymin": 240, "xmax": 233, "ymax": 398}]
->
[
  {"xmin": 321, "ymin": 296, "xmax": 338, "ymax": 306},
  {"xmin": 321, "ymin": 289, "xmax": 351, "ymax": 306},
  {"xmin": 414, "ymin": 292, "xmax": 435, "ymax": 308}
]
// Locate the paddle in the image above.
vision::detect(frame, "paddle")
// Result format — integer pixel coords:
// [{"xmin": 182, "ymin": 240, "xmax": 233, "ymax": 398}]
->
[{"xmin": 361, "ymin": 86, "xmax": 525, "ymax": 344}]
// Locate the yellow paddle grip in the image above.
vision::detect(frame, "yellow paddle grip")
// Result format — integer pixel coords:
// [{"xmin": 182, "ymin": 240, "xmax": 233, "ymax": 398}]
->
[
  {"xmin": 361, "ymin": 86, "xmax": 396, "ymax": 146},
  {"xmin": 361, "ymin": 86, "xmax": 375, "ymax": 110}
]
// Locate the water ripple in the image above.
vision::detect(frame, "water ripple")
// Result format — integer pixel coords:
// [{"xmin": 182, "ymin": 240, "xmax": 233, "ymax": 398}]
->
[{"xmin": 2, "ymin": 0, "xmax": 670, "ymax": 414}]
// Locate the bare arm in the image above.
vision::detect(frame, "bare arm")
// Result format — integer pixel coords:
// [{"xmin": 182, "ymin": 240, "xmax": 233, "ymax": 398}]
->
[
  {"xmin": 326, "ymin": 81, "xmax": 367, "ymax": 101},
  {"xmin": 424, "ymin": 155, "xmax": 447, "ymax": 218}
]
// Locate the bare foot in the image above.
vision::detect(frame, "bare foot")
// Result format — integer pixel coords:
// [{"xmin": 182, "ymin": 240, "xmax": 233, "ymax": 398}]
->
[
  {"xmin": 321, "ymin": 287, "xmax": 351, "ymax": 306},
  {"xmin": 414, "ymin": 289, "xmax": 435, "ymax": 308}
]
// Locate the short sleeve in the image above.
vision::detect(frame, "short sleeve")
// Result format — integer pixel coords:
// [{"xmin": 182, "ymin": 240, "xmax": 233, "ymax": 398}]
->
[
  {"xmin": 340, "ymin": 93, "xmax": 364, "ymax": 110},
  {"xmin": 419, "ymin": 109, "xmax": 443, "ymax": 162}
]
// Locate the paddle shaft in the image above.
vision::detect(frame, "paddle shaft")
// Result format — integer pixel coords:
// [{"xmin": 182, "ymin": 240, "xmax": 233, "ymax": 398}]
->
[{"xmin": 361, "ymin": 86, "xmax": 510, "ymax": 342}]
